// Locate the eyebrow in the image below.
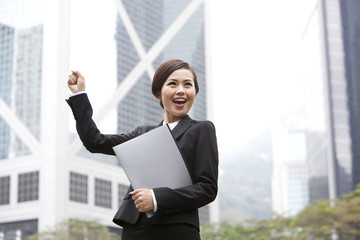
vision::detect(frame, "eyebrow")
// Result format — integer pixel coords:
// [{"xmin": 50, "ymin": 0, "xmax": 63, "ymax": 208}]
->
[{"xmin": 166, "ymin": 78, "xmax": 194, "ymax": 82}]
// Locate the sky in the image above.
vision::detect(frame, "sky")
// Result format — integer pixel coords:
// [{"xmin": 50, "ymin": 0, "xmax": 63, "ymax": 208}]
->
[
  {"xmin": 69, "ymin": 0, "xmax": 309, "ymax": 155},
  {"xmin": 209, "ymin": 0, "xmax": 306, "ymax": 153}
]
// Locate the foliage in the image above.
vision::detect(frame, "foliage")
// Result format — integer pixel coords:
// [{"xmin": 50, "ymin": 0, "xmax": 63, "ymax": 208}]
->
[
  {"xmin": 201, "ymin": 184, "xmax": 360, "ymax": 240},
  {"xmin": 24, "ymin": 219, "xmax": 120, "ymax": 240},
  {"xmin": 293, "ymin": 199, "xmax": 339, "ymax": 239},
  {"xmin": 201, "ymin": 217, "xmax": 295, "ymax": 240}
]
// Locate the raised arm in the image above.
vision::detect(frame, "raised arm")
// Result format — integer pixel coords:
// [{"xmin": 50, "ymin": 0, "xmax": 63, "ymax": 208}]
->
[{"xmin": 66, "ymin": 71, "xmax": 139, "ymax": 155}]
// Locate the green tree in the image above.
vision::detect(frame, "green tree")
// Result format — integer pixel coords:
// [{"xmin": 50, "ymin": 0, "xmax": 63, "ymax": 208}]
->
[
  {"xmin": 200, "ymin": 222, "xmax": 242, "ymax": 240},
  {"xmin": 202, "ymin": 185, "xmax": 360, "ymax": 240},
  {"xmin": 293, "ymin": 199, "xmax": 338, "ymax": 239},
  {"xmin": 335, "ymin": 183, "xmax": 360, "ymax": 238},
  {"xmin": 201, "ymin": 218, "xmax": 294, "ymax": 240},
  {"xmin": 294, "ymin": 184, "xmax": 360, "ymax": 239},
  {"xmin": 24, "ymin": 219, "xmax": 120, "ymax": 240}
]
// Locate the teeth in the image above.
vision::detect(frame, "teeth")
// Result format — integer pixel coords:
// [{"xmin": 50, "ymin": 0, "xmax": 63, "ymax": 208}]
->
[{"xmin": 174, "ymin": 99, "xmax": 186, "ymax": 102}]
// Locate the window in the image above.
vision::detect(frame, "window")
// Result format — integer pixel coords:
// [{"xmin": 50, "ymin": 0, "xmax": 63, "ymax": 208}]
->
[
  {"xmin": 69, "ymin": 172, "xmax": 88, "ymax": 204},
  {"xmin": 0, "ymin": 175, "xmax": 10, "ymax": 205},
  {"xmin": 118, "ymin": 183, "xmax": 129, "ymax": 207},
  {"xmin": 0, "ymin": 219, "xmax": 38, "ymax": 239},
  {"xmin": 95, "ymin": 178, "xmax": 111, "ymax": 208},
  {"xmin": 18, "ymin": 171, "xmax": 39, "ymax": 202}
]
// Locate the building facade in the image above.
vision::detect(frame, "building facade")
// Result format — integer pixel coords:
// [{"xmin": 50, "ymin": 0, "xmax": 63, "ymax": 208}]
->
[
  {"xmin": 0, "ymin": 0, "xmax": 215, "ymax": 238},
  {"xmin": 271, "ymin": 112, "xmax": 309, "ymax": 216},
  {"xmin": 0, "ymin": 23, "xmax": 14, "ymax": 160},
  {"xmin": 115, "ymin": 0, "xmax": 208, "ymax": 133},
  {"xmin": 301, "ymin": 0, "xmax": 360, "ymax": 201}
]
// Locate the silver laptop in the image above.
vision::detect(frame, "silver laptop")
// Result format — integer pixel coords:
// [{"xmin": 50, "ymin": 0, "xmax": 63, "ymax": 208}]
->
[{"xmin": 113, "ymin": 124, "xmax": 192, "ymax": 190}]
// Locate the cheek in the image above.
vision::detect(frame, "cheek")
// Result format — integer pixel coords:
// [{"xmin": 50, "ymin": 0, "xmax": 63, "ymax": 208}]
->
[
  {"xmin": 188, "ymin": 90, "xmax": 197, "ymax": 99},
  {"xmin": 162, "ymin": 88, "xmax": 174, "ymax": 99}
]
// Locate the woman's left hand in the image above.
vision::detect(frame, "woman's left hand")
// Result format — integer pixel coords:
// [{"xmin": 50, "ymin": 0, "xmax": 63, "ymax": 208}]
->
[{"xmin": 130, "ymin": 189, "xmax": 154, "ymax": 212}]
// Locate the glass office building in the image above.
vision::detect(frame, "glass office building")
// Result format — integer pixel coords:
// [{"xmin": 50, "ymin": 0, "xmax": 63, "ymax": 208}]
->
[
  {"xmin": 115, "ymin": 0, "xmax": 207, "ymax": 133},
  {"xmin": 271, "ymin": 112, "xmax": 309, "ymax": 216},
  {"xmin": 0, "ymin": 0, "xmax": 214, "ymax": 237},
  {"xmin": 340, "ymin": 0, "xmax": 360, "ymax": 192},
  {"xmin": 0, "ymin": 0, "xmax": 44, "ymax": 237},
  {"xmin": 0, "ymin": 13, "xmax": 42, "ymax": 160},
  {"xmin": 0, "ymin": 23, "xmax": 14, "ymax": 160},
  {"xmin": 301, "ymin": 0, "xmax": 360, "ymax": 201}
]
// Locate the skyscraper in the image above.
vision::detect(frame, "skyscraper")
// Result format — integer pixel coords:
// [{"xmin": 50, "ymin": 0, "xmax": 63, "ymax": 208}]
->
[
  {"xmin": 0, "ymin": 0, "xmax": 215, "ymax": 238},
  {"xmin": 339, "ymin": 0, "xmax": 360, "ymax": 193},
  {"xmin": 301, "ymin": 0, "xmax": 360, "ymax": 201},
  {"xmin": 271, "ymin": 111, "xmax": 309, "ymax": 216},
  {"xmin": 0, "ymin": 0, "xmax": 46, "ymax": 237},
  {"xmin": 115, "ymin": 0, "xmax": 207, "ymax": 133},
  {"xmin": 114, "ymin": 0, "xmax": 212, "ymax": 225},
  {"xmin": 0, "ymin": 23, "xmax": 14, "ymax": 160},
  {"xmin": 12, "ymin": 25, "xmax": 43, "ymax": 158}
]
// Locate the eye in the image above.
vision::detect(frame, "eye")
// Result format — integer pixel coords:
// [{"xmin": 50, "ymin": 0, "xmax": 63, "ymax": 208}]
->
[
  {"xmin": 185, "ymin": 82, "xmax": 193, "ymax": 87},
  {"xmin": 168, "ymin": 81, "xmax": 176, "ymax": 86}
]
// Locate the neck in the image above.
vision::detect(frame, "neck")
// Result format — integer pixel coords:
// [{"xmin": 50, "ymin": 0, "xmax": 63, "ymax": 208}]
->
[{"xmin": 164, "ymin": 115, "xmax": 185, "ymax": 124}]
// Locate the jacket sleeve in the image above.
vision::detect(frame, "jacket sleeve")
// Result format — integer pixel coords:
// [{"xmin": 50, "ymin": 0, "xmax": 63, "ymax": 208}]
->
[
  {"xmin": 153, "ymin": 121, "xmax": 219, "ymax": 214},
  {"xmin": 66, "ymin": 93, "xmax": 139, "ymax": 155}
]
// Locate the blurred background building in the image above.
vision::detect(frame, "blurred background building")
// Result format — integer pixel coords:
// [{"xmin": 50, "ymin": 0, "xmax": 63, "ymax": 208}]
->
[
  {"xmin": 271, "ymin": 110, "xmax": 309, "ymax": 216},
  {"xmin": 0, "ymin": 0, "xmax": 216, "ymax": 238},
  {"xmin": 301, "ymin": 0, "xmax": 360, "ymax": 202},
  {"xmin": 269, "ymin": 0, "xmax": 360, "ymax": 217}
]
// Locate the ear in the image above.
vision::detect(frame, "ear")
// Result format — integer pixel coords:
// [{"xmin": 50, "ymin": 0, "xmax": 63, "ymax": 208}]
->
[{"xmin": 155, "ymin": 93, "xmax": 161, "ymax": 100}]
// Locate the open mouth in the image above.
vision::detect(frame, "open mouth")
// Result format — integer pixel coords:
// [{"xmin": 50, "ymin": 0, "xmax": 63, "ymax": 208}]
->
[{"xmin": 173, "ymin": 98, "xmax": 187, "ymax": 105}]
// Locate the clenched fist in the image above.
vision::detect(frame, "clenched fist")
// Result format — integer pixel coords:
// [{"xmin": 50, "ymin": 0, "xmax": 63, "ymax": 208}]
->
[{"xmin": 68, "ymin": 70, "xmax": 86, "ymax": 93}]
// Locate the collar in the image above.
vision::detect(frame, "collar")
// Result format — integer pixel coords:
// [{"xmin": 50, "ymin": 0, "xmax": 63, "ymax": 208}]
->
[
  {"xmin": 170, "ymin": 115, "xmax": 193, "ymax": 140},
  {"xmin": 163, "ymin": 120, "xmax": 180, "ymax": 130}
]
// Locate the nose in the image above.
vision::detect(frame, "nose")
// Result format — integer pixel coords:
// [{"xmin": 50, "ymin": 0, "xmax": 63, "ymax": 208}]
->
[{"xmin": 176, "ymin": 85, "xmax": 185, "ymax": 95}]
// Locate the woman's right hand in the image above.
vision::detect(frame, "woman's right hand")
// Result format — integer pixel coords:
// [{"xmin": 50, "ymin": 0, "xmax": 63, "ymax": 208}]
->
[{"xmin": 68, "ymin": 70, "xmax": 86, "ymax": 93}]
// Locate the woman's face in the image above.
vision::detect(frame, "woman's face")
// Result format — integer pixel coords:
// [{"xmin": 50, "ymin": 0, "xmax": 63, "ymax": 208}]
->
[{"xmin": 157, "ymin": 68, "xmax": 197, "ymax": 123}]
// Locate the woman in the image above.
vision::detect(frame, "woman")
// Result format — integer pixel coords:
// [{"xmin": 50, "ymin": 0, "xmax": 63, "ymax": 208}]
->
[{"xmin": 67, "ymin": 59, "xmax": 218, "ymax": 240}]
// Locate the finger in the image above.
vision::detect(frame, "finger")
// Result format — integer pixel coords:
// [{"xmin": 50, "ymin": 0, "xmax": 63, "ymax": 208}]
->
[
  {"xmin": 130, "ymin": 189, "xmax": 144, "ymax": 195},
  {"xmin": 134, "ymin": 195, "xmax": 144, "ymax": 203},
  {"xmin": 132, "ymin": 194, "xmax": 141, "ymax": 201},
  {"xmin": 134, "ymin": 200, "xmax": 141, "ymax": 208},
  {"xmin": 68, "ymin": 75, "xmax": 77, "ymax": 85},
  {"xmin": 71, "ymin": 70, "xmax": 84, "ymax": 79},
  {"xmin": 69, "ymin": 73, "xmax": 77, "ymax": 79},
  {"xmin": 67, "ymin": 79, "xmax": 76, "ymax": 86}
]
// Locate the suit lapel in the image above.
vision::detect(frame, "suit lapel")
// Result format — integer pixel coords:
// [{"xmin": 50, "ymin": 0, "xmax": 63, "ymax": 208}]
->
[{"xmin": 171, "ymin": 115, "xmax": 193, "ymax": 140}]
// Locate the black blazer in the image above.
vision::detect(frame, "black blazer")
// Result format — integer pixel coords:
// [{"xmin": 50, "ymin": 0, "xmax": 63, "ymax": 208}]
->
[{"xmin": 66, "ymin": 93, "xmax": 218, "ymax": 230}]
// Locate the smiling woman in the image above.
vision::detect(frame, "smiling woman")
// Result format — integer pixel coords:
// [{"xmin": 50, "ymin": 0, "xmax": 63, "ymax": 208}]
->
[
  {"xmin": 66, "ymin": 59, "xmax": 219, "ymax": 240},
  {"xmin": 152, "ymin": 61, "xmax": 199, "ymax": 123}
]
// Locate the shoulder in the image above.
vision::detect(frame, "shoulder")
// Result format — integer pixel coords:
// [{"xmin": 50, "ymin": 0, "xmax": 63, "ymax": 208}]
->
[
  {"xmin": 191, "ymin": 119, "xmax": 216, "ymax": 132},
  {"xmin": 134, "ymin": 125, "xmax": 159, "ymax": 136},
  {"xmin": 185, "ymin": 119, "xmax": 217, "ymax": 140}
]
